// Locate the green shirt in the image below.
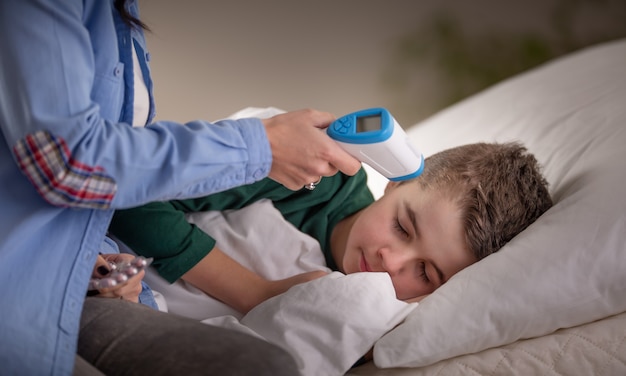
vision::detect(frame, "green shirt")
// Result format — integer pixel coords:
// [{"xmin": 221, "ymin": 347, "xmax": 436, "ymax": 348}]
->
[{"xmin": 110, "ymin": 168, "xmax": 374, "ymax": 283}]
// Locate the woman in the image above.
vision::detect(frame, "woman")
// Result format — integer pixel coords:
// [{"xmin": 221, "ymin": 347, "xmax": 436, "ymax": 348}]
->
[{"xmin": 0, "ymin": 0, "xmax": 360, "ymax": 374}]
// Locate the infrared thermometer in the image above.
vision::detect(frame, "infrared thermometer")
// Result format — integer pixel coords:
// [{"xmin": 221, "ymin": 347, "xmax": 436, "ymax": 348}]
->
[{"xmin": 327, "ymin": 108, "xmax": 424, "ymax": 181}]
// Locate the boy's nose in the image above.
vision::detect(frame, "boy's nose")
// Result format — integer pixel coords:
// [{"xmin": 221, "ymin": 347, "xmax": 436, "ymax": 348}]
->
[{"xmin": 377, "ymin": 247, "xmax": 406, "ymax": 275}]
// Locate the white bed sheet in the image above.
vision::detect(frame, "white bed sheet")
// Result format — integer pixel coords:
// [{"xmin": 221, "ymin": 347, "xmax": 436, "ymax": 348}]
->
[{"xmin": 348, "ymin": 310, "xmax": 626, "ymax": 375}]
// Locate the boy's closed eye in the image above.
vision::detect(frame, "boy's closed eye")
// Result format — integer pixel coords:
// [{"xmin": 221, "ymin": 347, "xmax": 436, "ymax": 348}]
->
[
  {"xmin": 393, "ymin": 218, "xmax": 409, "ymax": 238},
  {"xmin": 417, "ymin": 262, "xmax": 430, "ymax": 283}
]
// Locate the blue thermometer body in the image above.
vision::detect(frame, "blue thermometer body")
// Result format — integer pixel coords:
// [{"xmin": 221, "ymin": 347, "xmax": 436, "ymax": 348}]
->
[{"xmin": 327, "ymin": 108, "xmax": 424, "ymax": 181}]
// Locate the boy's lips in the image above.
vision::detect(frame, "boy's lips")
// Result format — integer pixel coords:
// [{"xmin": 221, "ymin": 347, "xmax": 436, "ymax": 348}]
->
[{"xmin": 359, "ymin": 254, "xmax": 371, "ymax": 272}]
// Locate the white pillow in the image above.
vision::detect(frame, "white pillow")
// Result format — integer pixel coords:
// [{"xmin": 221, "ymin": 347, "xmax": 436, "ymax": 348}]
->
[{"xmin": 373, "ymin": 38, "xmax": 626, "ymax": 367}]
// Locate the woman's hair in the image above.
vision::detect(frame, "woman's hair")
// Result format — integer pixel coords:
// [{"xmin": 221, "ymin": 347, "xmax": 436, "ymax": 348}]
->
[
  {"xmin": 115, "ymin": 0, "xmax": 150, "ymax": 31},
  {"xmin": 413, "ymin": 142, "xmax": 553, "ymax": 260}
]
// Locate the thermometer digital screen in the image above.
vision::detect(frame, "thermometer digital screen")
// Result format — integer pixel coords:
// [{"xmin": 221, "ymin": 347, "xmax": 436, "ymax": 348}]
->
[{"xmin": 356, "ymin": 115, "xmax": 382, "ymax": 133}]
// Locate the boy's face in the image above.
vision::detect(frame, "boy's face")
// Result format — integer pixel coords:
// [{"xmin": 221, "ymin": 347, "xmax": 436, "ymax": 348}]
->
[{"xmin": 339, "ymin": 181, "xmax": 476, "ymax": 300}]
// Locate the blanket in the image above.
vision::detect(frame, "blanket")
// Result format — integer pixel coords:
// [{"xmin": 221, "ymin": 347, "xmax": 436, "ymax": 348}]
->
[{"xmin": 137, "ymin": 200, "xmax": 416, "ymax": 376}]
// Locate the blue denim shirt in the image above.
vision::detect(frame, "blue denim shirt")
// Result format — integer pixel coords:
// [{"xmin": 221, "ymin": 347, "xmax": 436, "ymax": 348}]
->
[{"xmin": 0, "ymin": 1, "xmax": 272, "ymax": 374}]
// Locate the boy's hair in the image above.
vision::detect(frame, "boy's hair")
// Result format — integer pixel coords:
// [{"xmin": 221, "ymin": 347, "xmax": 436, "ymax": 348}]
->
[{"xmin": 413, "ymin": 142, "xmax": 552, "ymax": 261}]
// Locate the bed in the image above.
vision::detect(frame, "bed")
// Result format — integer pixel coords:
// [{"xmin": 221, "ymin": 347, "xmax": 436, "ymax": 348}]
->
[{"xmin": 133, "ymin": 37, "xmax": 626, "ymax": 376}]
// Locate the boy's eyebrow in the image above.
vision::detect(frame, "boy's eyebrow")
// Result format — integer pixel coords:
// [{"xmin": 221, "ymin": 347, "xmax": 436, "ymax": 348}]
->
[{"xmin": 405, "ymin": 202, "xmax": 446, "ymax": 284}]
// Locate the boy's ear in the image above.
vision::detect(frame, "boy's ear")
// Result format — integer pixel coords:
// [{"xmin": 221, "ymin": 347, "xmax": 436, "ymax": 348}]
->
[{"xmin": 384, "ymin": 181, "xmax": 401, "ymax": 194}]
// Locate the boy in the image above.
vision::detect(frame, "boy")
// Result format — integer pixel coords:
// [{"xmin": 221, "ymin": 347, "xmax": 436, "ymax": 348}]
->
[{"xmin": 110, "ymin": 142, "xmax": 553, "ymax": 312}]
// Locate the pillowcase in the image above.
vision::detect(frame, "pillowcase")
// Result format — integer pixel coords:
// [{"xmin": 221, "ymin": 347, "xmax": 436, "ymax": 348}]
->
[{"xmin": 372, "ymin": 38, "xmax": 626, "ymax": 367}]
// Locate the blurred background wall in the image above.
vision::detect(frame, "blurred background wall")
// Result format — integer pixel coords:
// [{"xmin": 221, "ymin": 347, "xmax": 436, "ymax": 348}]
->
[{"xmin": 138, "ymin": 0, "xmax": 626, "ymax": 127}]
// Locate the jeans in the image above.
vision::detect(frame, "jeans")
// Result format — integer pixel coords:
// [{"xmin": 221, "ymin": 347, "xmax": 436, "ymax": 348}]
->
[{"xmin": 75, "ymin": 297, "xmax": 298, "ymax": 375}]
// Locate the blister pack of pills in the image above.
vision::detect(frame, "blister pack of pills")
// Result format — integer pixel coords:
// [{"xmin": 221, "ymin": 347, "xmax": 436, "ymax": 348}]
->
[{"xmin": 88, "ymin": 256, "xmax": 153, "ymax": 291}]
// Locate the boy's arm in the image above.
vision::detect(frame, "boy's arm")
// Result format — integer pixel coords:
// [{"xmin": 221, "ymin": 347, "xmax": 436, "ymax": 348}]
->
[
  {"xmin": 110, "ymin": 201, "xmax": 326, "ymax": 314},
  {"xmin": 184, "ymin": 248, "xmax": 327, "ymax": 314},
  {"xmin": 110, "ymin": 201, "xmax": 215, "ymax": 283}
]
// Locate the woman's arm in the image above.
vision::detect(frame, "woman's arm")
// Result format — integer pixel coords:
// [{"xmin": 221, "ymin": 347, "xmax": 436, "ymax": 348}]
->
[{"xmin": 0, "ymin": 1, "xmax": 275, "ymax": 210}]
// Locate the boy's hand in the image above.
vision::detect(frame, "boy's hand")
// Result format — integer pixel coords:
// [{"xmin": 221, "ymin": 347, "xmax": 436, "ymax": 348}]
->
[
  {"xmin": 404, "ymin": 294, "xmax": 429, "ymax": 304},
  {"xmin": 266, "ymin": 270, "xmax": 329, "ymax": 301},
  {"xmin": 89, "ymin": 254, "xmax": 145, "ymax": 303}
]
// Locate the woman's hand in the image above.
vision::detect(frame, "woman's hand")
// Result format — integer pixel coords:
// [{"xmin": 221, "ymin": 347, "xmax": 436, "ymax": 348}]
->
[
  {"xmin": 90, "ymin": 253, "xmax": 145, "ymax": 303},
  {"xmin": 262, "ymin": 109, "xmax": 362, "ymax": 190}
]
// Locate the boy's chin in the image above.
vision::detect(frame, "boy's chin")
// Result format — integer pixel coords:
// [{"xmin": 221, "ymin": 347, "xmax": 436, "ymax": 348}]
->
[{"xmin": 339, "ymin": 256, "xmax": 358, "ymax": 275}]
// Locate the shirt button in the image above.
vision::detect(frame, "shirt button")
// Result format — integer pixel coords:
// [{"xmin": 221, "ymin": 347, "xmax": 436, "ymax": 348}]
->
[
  {"xmin": 253, "ymin": 169, "xmax": 265, "ymax": 179},
  {"xmin": 114, "ymin": 65, "xmax": 122, "ymax": 77}
]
